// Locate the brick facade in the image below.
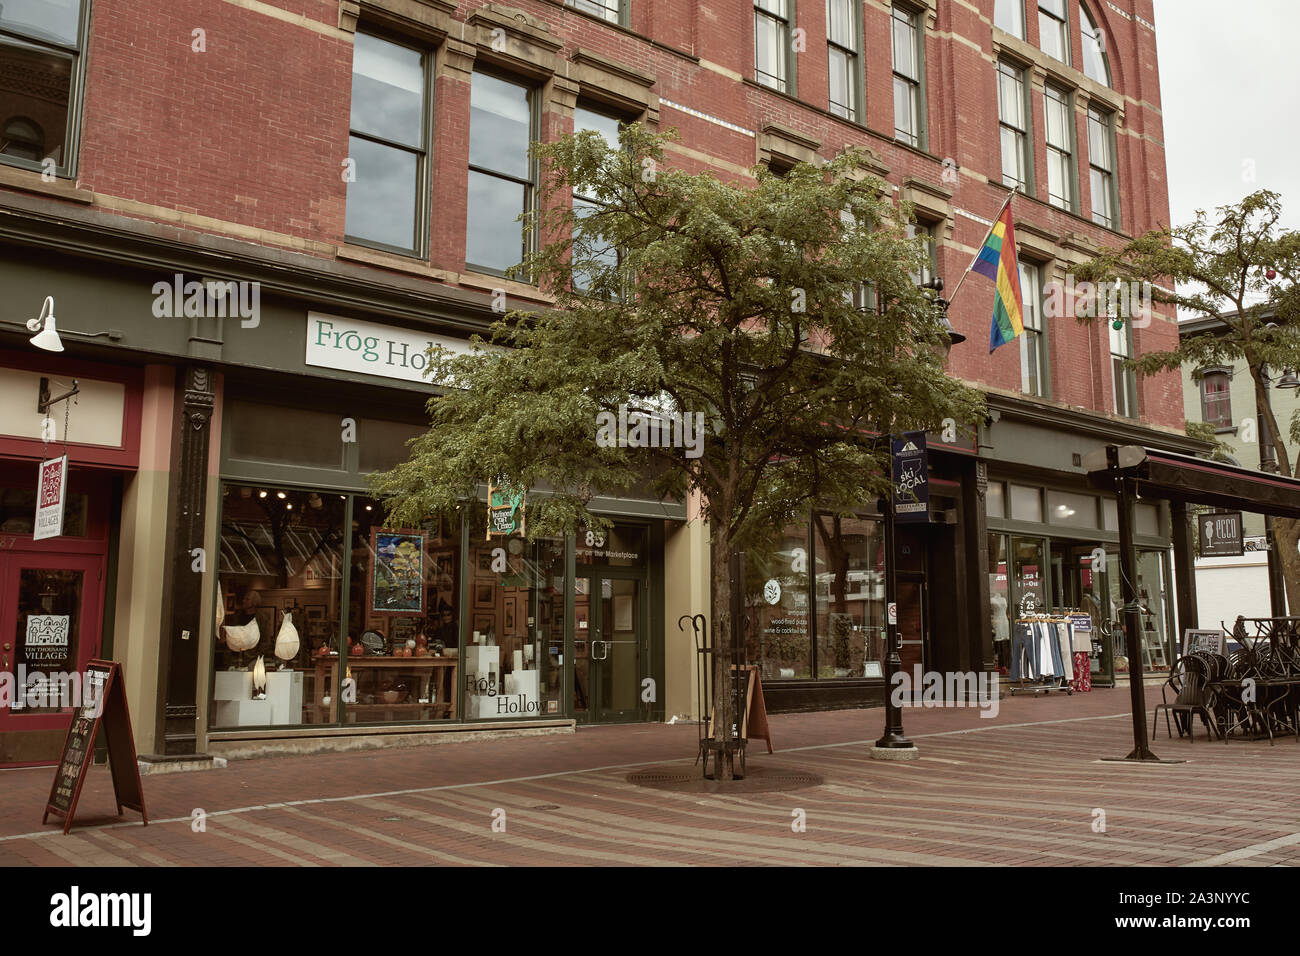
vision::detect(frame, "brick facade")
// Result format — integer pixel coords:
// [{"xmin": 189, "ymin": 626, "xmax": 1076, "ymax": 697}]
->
[{"xmin": 28, "ymin": 0, "xmax": 1180, "ymax": 425}]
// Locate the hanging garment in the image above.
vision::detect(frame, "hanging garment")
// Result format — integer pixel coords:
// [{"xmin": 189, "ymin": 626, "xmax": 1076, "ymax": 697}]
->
[
  {"xmin": 1055, "ymin": 621, "xmax": 1074, "ymax": 682},
  {"xmin": 1038, "ymin": 622, "xmax": 1062, "ymax": 678},
  {"xmin": 1011, "ymin": 622, "xmax": 1039, "ymax": 680},
  {"xmin": 1071, "ymin": 652, "xmax": 1092, "ymax": 692}
]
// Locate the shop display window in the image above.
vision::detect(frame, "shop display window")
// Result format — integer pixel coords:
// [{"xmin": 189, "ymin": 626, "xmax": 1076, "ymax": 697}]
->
[
  {"xmin": 746, "ymin": 523, "xmax": 812, "ymax": 679},
  {"xmin": 214, "ymin": 485, "xmax": 347, "ymax": 728},
  {"xmin": 812, "ymin": 514, "xmax": 884, "ymax": 678},
  {"xmin": 1011, "ymin": 536, "xmax": 1045, "ymax": 614},
  {"xmin": 463, "ymin": 502, "xmax": 564, "ymax": 719},
  {"xmin": 344, "ymin": 498, "xmax": 463, "ymax": 724}
]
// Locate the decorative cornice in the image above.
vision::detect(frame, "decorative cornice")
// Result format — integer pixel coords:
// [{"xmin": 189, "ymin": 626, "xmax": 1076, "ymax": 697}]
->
[
  {"xmin": 985, "ymin": 391, "xmax": 1212, "ymax": 455},
  {"xmin": 569, "ymin": 47, "xmax": 655, "ymax": 89}
]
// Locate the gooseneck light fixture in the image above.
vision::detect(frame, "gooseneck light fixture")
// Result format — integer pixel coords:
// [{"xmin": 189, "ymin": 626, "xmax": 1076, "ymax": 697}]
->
[
  {"xmin": 27, "ymin": 296, "xmax": 62, "ymax": 352},
  {"xmin": 0, "ymin": 295, "xmax": 123, "ymax": 351}
]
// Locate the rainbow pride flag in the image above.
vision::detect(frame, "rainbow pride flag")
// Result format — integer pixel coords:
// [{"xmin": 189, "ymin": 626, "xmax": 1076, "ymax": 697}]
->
[{"xmin": 971, "ymin": 203, "xmax": 1025, "ymax": 352}]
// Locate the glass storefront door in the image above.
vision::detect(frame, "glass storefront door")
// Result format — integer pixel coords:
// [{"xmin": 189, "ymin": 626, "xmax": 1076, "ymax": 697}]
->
[
  {"xmin": 0, "ymin": 552, "xmax": 105, "ymax": 738},
  {"xmin": 573, "ymin": 570, "xmax": 645, "ymax": 723}
]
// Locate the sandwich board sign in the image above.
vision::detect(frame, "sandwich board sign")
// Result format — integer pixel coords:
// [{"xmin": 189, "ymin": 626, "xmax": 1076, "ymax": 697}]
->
[{"xmin": 43, "ymin": 660, "xmax": 147, "ymax": 835}]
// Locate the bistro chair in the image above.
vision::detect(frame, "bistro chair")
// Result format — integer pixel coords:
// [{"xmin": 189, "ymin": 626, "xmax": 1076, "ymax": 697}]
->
[{"xmin": 1153, "ymin": 655, "xmax": 1217, "ymax": 742}]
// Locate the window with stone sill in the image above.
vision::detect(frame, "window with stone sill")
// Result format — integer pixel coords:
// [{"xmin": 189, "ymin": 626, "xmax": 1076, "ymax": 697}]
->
[
  {"xmin": 826, "ymin": 0, "xmax": 861, "ymax": 121},
  {"xmin": 1044, "ymin": 84, "xmax": 1074, "ymax": 212},
  {"xmin": 1038, "ymin": 0, "xmax": 1069, "ymax": 65},
  {"xmin": 567, "ymin": 0, "xmax": 623, "ymax": 24},
  {"xmin": 755, "ymin": 0, "xmax": 793, "ymax": 93},
  {"xmin": 891, "ymin": 4, "xmax": 924, "ymax": 148},
  {"xmin": 0, "ymin": 0, "xmax": 87, "ymax": 178},
  {"xmin": 345, "ymin": 31, "xmax": 429, "ymax": 255},
  {"xmin": 997, "ymin": 60, "xmax": 1031, "ymax": 193},
  {"xmin": 995, "ymin": 0, "xmax": 1026, "ymax": 39},
  {"xmin": 466, "ymin": 69, "xmax": 537, "ymax": 277},
  {"xmin": 1081, "ymin": 3, "xmax": 1111, "ymax": 86},
  {"xmin": 1200, "ymin": 369, "xmax": 1232, "ymax": 429}
]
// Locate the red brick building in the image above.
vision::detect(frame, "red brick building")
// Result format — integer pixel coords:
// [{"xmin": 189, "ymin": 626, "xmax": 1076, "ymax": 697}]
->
[{"xmin": 0, "ymin": 0, "xmax": 1204, "ymax": 763}]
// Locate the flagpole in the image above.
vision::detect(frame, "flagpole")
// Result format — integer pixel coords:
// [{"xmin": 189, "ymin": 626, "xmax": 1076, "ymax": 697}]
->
[{"xmin": 946, "ymin": 190, "xmax": 1014, "ymax": 305}]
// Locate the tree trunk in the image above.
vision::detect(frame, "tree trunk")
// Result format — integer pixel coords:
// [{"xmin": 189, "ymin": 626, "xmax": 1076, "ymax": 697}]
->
[
  {"xmin": 709, "ymin": 523, "xmax": 735, "ymax": 781},
  {"xmin": 1251, "ymin": 364, "xmax": 1300, "ymax": 613},
  {"xmin": 1274, "ymin": 517, "xmax": 1300, "ymax": 614}
]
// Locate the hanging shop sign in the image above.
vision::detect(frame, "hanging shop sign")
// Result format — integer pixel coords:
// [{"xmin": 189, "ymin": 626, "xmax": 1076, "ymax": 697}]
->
[
  {"xmin": 33, "ymin": 455, "xmax": 68, "ymax": 541},
  {"xmin": 305, "ymin": 312, "xmax": 474, "ymax": 386},
  {"xmin": 1198, "ymin": 511, "xmax": 1244, "ymax": 557},
  {"xmin": 892, "ymin": 432, "xmax": 929, "ymax": 523},
  {"xmin": 486, "ymin": 481, "xmax": 526, "ymax": 538}
]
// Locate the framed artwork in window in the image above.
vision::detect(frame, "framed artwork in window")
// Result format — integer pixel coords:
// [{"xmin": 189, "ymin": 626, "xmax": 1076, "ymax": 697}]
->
[
  {"xmin": 474, "ymin": 580, "xmax": 496, "ymax": 609},
  {"xmin": 368, "ymin": 529, "xmax": 425, "ymax": 614}
]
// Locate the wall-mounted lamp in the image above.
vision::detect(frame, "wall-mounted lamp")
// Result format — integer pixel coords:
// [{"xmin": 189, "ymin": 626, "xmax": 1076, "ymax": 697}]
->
[
  {"xmin": 0, "ymin": 296, "xmax": 124, "ymax": 351},
  {"xmin": 27, "ymin": 297, "xmax": 61, "ymax": 351}
]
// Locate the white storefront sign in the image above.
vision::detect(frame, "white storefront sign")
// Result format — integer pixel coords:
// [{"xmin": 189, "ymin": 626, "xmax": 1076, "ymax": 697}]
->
[{"xmin": 304, "ymin": 312, "xmax": 475, "ymax": 385}]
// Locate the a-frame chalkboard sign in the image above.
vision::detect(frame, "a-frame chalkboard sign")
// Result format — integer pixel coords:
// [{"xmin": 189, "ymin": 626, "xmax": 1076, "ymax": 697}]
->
[{"xmin": 43, "ymin": 659, "xmax": 147, "ymax": 835}]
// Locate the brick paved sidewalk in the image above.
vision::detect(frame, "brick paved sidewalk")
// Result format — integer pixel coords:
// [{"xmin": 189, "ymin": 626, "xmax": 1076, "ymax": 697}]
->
[{"xmin": 4, "ymin": 683, "xmax": 1296, "ymax": 866}]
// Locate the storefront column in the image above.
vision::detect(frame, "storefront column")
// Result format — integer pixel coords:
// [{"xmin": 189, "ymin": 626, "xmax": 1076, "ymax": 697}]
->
[
  {"xmin": 972, "ymin": 461, "xmax": 996, "ymax": 672},
  {"xmin": 1170, "ymin": 500, "xmax": 1198, "ymax": 634},
  {"xmin": 156, "ymin": 366, "xmax": 215, "ymax": 754}
]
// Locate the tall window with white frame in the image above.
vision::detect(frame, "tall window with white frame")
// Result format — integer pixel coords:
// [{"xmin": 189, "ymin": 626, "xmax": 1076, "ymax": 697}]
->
[
  {"xmin": 826, "ymin": 0, "xmax": 860, "ymax": 121},
  {"xmin": 907, "ymin": 221, "xmax": 936, "ymax": 286},
  {"xmin": 1019, "ymin": 263, "xmax": 1046, "ymax": 397},
  {"xmin": 0, "ymin": 0, "xmax": 86, "ymax": 178},
  {"xmin": 568, "ymin": 0, "xmax": 622, "ymax": 23},
  {"xmin": 1044, "ymin": 84, "xmax": 1073, "ymax": 212},
  {"xmin": 466, "ymin": 70, "xmax": 535, "ymax": 276},
  {"xmin": 994, "ymin": 0, "xmax": 1025, "ymax": 38},
  {"xmin": 1038, "ymin": 0, "xmax": 1069, "ymax": 63},
  {"xmin": 997, "ymin": 61, "xmax": 1030, "ymax": 192},
  {"xmin": 1087, "ymin": 106, "xmax": 1116, "ymax": 228},
  {"xmin": 571, "ymin": 104, "xmax": 622, "ymax": 296},
  {"xmin": 891, "ymin": 5, "xmax": 924, "ymax": 148},
  {"xmin": 1081, "ymin": 4, "xmax": 1110, "ymax": 85},
  {"xmin": 1110, "ymin": 318, "xmax": 1137, "ymax": 418},
  {"xmin": 754, "ymin": 0, "xmax": 791, "ymax": 93},
  {"xmin": 1200, "ymin": 370, "xmax": 1232, "ymax": 429},
  {"xmin": 345, "ymin": 32, "xmax": 428, "ymax": 254}
]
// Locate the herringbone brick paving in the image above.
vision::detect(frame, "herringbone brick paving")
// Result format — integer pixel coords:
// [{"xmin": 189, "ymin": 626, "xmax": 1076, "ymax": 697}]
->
[{"xmin": 2, "ymin": 685, "xmax": 1296, "ymax": 866}]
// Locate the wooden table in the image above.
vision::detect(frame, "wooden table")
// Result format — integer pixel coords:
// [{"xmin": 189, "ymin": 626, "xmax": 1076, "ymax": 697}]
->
[{"xmin": 311, "ymin": 656, "xmax": 459, "ymax": 724}]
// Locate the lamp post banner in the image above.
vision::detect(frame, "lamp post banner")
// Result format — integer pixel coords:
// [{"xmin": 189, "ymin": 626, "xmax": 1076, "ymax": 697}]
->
[{"xmin": 892, "ymin": 432, "xmax": 929, "ymax": 523}]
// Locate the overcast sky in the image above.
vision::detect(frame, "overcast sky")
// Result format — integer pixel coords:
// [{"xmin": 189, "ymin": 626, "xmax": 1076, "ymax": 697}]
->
[{"xmin": 1154, "ymin": 0, "xmax": 1300, "ymax": 232}]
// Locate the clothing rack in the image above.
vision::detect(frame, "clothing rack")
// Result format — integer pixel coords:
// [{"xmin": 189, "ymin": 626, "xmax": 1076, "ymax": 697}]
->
[{"xmin": 1007, "ymin": 613, "xmax": 1076, "ymax": 697}]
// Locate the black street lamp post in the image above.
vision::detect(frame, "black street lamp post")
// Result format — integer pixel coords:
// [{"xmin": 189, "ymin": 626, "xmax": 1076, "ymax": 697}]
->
[{"xmin": 872, "ymin": 278, "xmax": 961, "ymax": 760}]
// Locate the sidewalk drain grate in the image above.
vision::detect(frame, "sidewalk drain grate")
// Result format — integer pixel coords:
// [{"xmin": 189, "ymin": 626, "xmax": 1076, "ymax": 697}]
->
[
  {"xmin": 626, "ymin": 765, "xmax": 823, "ymax": 794},
  {"xmin": 532, "ymin": 805, "xmax": 560, "ymax": 810}
]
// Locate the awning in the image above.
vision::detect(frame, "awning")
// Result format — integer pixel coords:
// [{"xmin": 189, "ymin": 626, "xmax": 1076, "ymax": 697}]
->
[{"xmin": 1084, "ymin": 445, "xmax": 1300, "ymax": 520}]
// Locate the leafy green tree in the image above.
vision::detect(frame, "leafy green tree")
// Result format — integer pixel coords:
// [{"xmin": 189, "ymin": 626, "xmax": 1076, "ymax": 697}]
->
[
  {"xmin": 369, "ymin": 125, "xmax": 984, "ymax": 775},
  {"xmin": 1076, "ymin": 190, "xmax": 1300, "ymax": 609}
]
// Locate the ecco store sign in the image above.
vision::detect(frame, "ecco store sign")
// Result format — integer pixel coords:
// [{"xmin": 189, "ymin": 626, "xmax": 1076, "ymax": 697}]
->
[{"xmin": 305, "ymin": 312, "xmax": 474, "ymax": 385}]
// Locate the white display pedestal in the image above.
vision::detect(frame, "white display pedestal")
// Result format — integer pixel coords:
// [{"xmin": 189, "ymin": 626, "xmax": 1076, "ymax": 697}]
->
[{"xmin": 213, "ymin": 669, "xmax": 303, "ymax": 726}]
